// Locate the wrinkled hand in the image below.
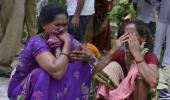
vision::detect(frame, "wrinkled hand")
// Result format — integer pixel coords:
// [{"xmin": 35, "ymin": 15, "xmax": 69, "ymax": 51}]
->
[
  {"xmin": 71, "ymin": 16, "xmax": 80, "ymax": 28},
  {"xmin": 111, "ymin": 32, "xmax": 129, "ymax": 54},
  {"xmin": 58, "ymin": 32, "xmax": 71, "ymax": 44},
  {"xmin": 44, "ymin": 24, "xmax": 58, "ymax": 33},
  {"xmin": 70, "ymin": 50, "xmax": 91, "ymax": 62},
  {"xmin": 128, "ymin": 33, "xmax": 144, "ymax": 61}
]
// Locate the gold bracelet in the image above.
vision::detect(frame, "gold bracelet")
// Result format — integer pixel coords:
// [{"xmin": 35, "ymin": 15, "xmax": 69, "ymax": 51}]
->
[
  {"xmin": 136, "ymin": 59, "xmax": 145, "ymax": 64},
  {"xmin": 60, "ymin": 53, "xmax": 70, "ymax": 59}
]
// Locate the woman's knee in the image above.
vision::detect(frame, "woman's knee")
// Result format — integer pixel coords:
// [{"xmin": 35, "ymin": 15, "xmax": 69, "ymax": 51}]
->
[{"xmin": 31, "ymin": 68, "xmax": 49, "ymax": 79}]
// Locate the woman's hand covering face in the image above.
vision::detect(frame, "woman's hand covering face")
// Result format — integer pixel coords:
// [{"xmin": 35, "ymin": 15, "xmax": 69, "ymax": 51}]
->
[{"xmin": 127, "ymin": 33, "xmax": 145, "ymax": 60}]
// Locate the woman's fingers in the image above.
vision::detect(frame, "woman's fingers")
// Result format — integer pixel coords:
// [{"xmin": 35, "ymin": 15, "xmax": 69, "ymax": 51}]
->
[
  {"xmin": 122, "ymin": 39, "xmax": 129, "ymax": 43},
  {"xmin": 70, "ymin": 54, "xmax": 84, "ymax": 58},
  {"xmin": 72, "ymin": 50, "xmax": 83, "ymax": 55},
  {"xmin": 140, "ymin": 41, "xmax": 146, "ymax": 49},
  {"xmin": 128, "ymin": 33, "xmax": 133, "ymax": 43},
  {"xmin": 121, "ymin": 35, "xmax": 129, "ymax": 41},
  {"xmin": 58, "ymin": 32, "xmax": 71, "ymax": 43},
  {"xmin": 118, "ymin": 33, "xmax": 130, "ymax": 45},
  {"xmin": 132, "ymin": 33, "xmax": 138, "ymax": 42},
  {"xmin": 70, "ymin": 50, "xmax": 84, "ymax": 60},
  {"xmin": 129, "ymin": 33, "xmax": 137, "ymax": 43},
  {"xmin": 118, "ymin": 32, "xmax": 141, "ymax": 47},
  {"xmin": 71, "ymin": 56, "xmax": 82, "ymax": 61},
  {"xmin": 119, "ymin": 33, "xmax": 127, "ymax": 40},
  {"xmin": 70, "ymin": 54, "xmax": 83, "ymax": 59},
  {"xmin": 70, "ymin": 54, "xmax": 85, "ymax": 61},
  {"xmin": 127, "ymin": 39, "xmax": 131, "ymax": 47},
  {"xmin": 119, "ymin": 32, "xmax": 129, "ymax": 40}
]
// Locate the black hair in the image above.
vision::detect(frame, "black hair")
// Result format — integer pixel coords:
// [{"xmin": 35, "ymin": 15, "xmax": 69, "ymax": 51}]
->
[
  {"xmin": 37, "ymin": 3, "xmax": 68, "ymax": 34},
  {"xmin": 118, "ymin": 20, "xmax": 154, "ymax": 50}
]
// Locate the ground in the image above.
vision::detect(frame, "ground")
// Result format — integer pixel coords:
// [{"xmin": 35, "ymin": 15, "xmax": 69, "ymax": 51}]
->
[{"xmin": 0, "ymin": 77, "xmax": 9, "ymax": 100}]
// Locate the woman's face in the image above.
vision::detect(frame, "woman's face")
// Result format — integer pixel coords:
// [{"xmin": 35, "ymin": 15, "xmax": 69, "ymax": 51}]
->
[
  {"xmin": 42, "ymin": 14, "xmax": 67, "ymax": 34},
  {"xmin": 124, "ymin": 23, "xmax": 144, "ymax": 44}
]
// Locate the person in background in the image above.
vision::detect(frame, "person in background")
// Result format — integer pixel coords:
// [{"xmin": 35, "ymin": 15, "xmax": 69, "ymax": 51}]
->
[
  {"xmin": 66, "ymin": 0, "xmax": 95, "ymax": 42},
  {"xmin": 0, "ymin": 0, "xmax": 37, "ymax": 77},
  {"xmin": 132, "ymin": 0, "xmax": 157, "ymax": 36},
  {"xmin": 152, "ymin": 0, "xmax": 170, "ymax": 99},
  {"xmin": 37, "ymin": 0, "xmax": 48, "ymax": 17},
  {"xmin": 153, "ymin": 0, "xmax": 170, "ymax": 68},
  {"xmin": 87, "ymin": 0, "xmax": 113, "ymax": 52},
  {"xmin": 25, "ymin": 0, "xmax": 37, "ymax": 37}
]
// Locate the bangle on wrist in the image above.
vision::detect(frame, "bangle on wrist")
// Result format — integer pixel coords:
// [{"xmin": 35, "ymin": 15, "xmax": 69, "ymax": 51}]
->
[
  {"xmin": 60, "ymin": 52, "xmax": 70, "ymax": 59},
  {"xmin": 136, "ymin": 59, "xmax": 145, "ymax": 64},
  {"xmin": 83, "ymin": 52, "xmax": 90, "ymax": 61}
]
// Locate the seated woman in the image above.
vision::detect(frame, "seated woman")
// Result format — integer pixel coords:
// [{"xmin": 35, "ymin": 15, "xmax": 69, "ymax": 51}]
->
[
  {"xmin": 93, "ymin": 20, "xmax": 159, "ymax": 100},
  {"xmin": 8, "ymin": 4, "xmax": 99, "ymax": 100}
]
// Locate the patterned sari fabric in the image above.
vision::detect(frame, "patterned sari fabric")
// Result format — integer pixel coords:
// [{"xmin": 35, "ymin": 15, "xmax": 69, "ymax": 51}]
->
[
  {"xmin": 8, "ymin": 35, "xmax": 92, "ymax": 100},
  {"xmin": 95, "ymin": 49, "xmax": 159, "ymax": 100}
]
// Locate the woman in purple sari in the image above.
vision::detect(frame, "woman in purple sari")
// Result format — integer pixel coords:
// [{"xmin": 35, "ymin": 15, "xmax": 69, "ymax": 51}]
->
[{"xmin": 8, "ymin": 4, "xmax": 93, "ymax": 100}]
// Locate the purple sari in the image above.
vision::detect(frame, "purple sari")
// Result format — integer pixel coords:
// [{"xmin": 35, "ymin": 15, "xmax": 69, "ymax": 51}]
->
[{"xmin": 8, "ymin": 35, "xmax": 91, "ymax": 100}]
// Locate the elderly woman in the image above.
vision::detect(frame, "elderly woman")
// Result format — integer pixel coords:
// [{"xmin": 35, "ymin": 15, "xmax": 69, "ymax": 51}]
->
[
  {"xmin": 8, "ymin": 4, "xmax": 100, "ymax": 100},
  {"xmin": 93, "ymin": 20, "xmax": 159, "ymax": 100}
]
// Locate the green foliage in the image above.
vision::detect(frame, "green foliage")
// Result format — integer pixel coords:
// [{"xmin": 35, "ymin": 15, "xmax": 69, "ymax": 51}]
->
[
  {"xmin": 17, "ymin": 95, "xmax": 25, "ymax": 100},
  {"xmin": 110, "ymin": 2, "xmax": 136, "ymax": 25}
]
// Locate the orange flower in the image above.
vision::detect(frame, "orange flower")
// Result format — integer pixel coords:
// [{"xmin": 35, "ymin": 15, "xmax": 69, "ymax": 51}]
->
[{"xmin": 86, "ymin": 43, "xmax": 101, "ymax": 58}]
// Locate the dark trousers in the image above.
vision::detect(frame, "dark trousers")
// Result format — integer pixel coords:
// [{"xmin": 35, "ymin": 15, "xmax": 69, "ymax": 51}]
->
[
  {"xmin": 147, "ymin": 21, "xmax": 156, "ymax": 37},
  {"xmin": 68, "ymin": 16, "xmax": 90, "ymax": 42}
]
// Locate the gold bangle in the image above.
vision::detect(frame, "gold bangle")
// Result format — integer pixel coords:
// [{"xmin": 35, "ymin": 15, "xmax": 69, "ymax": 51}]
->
[
  {"xmin": 136, "ymin": 59, "xmax": 145, "ymax": 64},
  {"xmin": 60, "ymin": 53, "xmax": 70, "ymax": 59}
]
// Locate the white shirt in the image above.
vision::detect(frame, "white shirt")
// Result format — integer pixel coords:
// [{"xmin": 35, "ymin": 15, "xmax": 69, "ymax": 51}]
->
[{"xmin": 66, "ymin": 0, "xmax": 95, "ymax": 16}]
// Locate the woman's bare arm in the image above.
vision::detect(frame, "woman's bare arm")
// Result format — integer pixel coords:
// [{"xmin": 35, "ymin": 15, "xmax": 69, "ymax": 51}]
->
[
  {"xmin": 128, "ymin": 33, "xmax": 159, "ymax": 88},
  {"xmin": 92, "ymin": 33, "xmax": 129, "ymax": 75},
  {"xmin": 35, "ymin": 33, "xmax": 71, "ymax": 80},
  {"xmin": 92, "ymin": 54, "xmax": 112, "ymax": 75},
  {"xmin": 35, "ymin": 42, "xmax": 70, "ymax": 80},
  {"xmin": 137, "ymin": 61, "xmax": 159, "ymax": 88}
]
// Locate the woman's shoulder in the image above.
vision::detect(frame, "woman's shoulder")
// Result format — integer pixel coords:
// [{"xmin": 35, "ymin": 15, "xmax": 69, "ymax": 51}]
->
[
  {"xmin": 27, "ymin": 35, "xmax": 44, "ymax": 43},
  {"xmin": 25, "ymin": 35, "xmax": 50, "ymax": 57},
  {"xmin": 144, "ymin": 51, "xmax": 159, "ymax": 66},
  {"xmin": 26, "ymin": 35, "xmax": 49, "ymax": 51},
  {"xmin": 26, "ymin": 35, "xmax": 48, "ymax": 47}
]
